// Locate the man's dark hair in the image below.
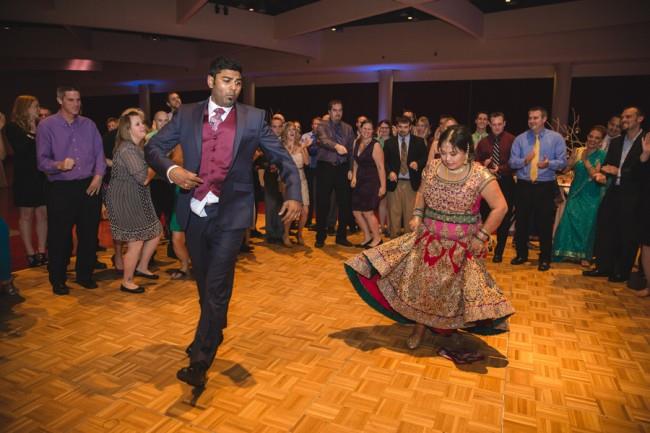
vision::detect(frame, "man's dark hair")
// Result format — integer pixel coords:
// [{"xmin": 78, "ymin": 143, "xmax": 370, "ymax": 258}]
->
[
  {"xmin": 56, "ymin": 85, "xmax": 80, "ymax": 99},
  {"xmin": 489, "ymin": 112, "xmax": 506, "ymax": 121},
  {"xmin": 166, "ymin": 91, "xmax": 180, "ymax": 101},
  {"xmin": 328, "ymin": 99, "xmax": 343, "ymax": 111},
  {"xmin": 528, "ymin": 106, "xmax": 548, "ymax": 118},
  {"xmin": 475, "ymin": 111, "xmax": 489, "ymax": 119},
  {"xmin": 208, "ymin": 56, "xmax": 243, "ymax": 77},
  {"xmin": 623, "ymin": 106, "xmax": 645, "ymax": 117},
  {"xmin": 395, "ymin": 116, "xmax": 411, "ymax": 126}
]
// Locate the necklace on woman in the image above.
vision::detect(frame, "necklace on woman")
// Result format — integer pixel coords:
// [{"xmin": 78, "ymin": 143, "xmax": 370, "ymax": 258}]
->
[{"xmin": 440, "ymin": 162, "xmax": 469, "ymax": 181}]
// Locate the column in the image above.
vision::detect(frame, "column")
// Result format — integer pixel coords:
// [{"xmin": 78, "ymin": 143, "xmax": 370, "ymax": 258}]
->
[
  {"xmin": 378, "ymin": 70, "xmax": 394, "ymax": 122},
  {"xmin": 138, "ymin": 84, "xmax": 151, "ymax": 122},
  {"xmin": 243, "ymin": 80, "xmax": 256, "ymax": 106},
  {"xmin": 551, "ymin": 63, "xmax": 572, "ymax": 127}
]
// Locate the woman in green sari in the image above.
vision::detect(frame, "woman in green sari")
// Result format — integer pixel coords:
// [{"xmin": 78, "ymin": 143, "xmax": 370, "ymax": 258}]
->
[{"xmin": 553, "ymin": 125, "xmax": 608, "ymax": 265}]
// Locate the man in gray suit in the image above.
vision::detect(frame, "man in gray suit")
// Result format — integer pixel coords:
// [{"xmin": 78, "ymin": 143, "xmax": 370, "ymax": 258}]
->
[{"xmin": 146, "ymin": 57, "xmax": 302, "ymax": 388}]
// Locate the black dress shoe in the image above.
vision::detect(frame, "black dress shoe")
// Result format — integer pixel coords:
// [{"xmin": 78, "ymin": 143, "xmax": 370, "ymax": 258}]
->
[
  {"xmin": 185, "ymin": 345, "xmax": 192, "ymax": 357},
  {"xmin": 96, "ymin": 245, "xmax": 107, "ymax": 252},
  {"xmin": 94, "ymin": 261, "xmax": 108, "ymax": 270},
  {"xmin": 75, "ymin": 279, "xmax": 98, "ymax": 289},
  {"xmin": 134, "ymin": 270, "xmax": 159, "ymax": 280},
  {"xmin": 510, "ymin": 257, "xmax": 527, "ymax": 265},
  {"xmin": 538, "ymin": 262, "xmax": 551, "ymax": 271},
  {"xmin": 240, "ymin": 244, "xmax": 254, "ymax": 253},
  {"xmin": 120, "ymin": 284, "xmax": 145, "ymax": 294},
  {"xmin": 492, "ymin": 255, "xmax": 503, "ymax": 263},
  {"xmin": 52, "ymin": 283, "xmax": 70, "ymax": 295},
  {"xmin": 608, "ymin": 274, "xmax": 627, "ymax": 283},
  {"xmin": 356, "ymin": 239, "xmax": 372, "ymax": 248},
  {"xmin": 176, "ymin": 363, "xmax": 207, "ymax": 388},
  {"xmin": 582, "ymin": 269, "xmax": 608, "ymax": 277},
  {"xmin": 315, "ymin": 240, "xmax": 324, "ymax": 248},
  {"xmin": 335, "ymin": 239, "xmax": 354, "ymax": 247}
]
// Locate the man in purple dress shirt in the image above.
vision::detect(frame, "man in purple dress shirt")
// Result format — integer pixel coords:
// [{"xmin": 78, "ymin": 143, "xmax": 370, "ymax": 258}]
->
[{"xmin": 36, "ymin": 86, "xmax": 106, "ymax": 295}]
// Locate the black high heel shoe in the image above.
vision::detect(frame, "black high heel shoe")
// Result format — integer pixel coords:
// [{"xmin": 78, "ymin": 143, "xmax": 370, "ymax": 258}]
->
[
  {"xmin": 365, "ymin": 239, "xmax": 383, "ymax": 249},
  {"xmin": 35, "ymin": 252, "xmax": 48, "ymax": 266},
  {"xmin": 356, "ymin": 239, "xmax": 372, "ymax": 248},
  {"xmin": 26, "ymin": 255, "xmax": 40, "ymax": 267}
]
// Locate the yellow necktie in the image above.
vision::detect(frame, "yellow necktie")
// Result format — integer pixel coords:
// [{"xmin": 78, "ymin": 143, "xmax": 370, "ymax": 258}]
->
[{"xmin": 530, "ymin": 134, "xmax": 540, "ymax": 182}]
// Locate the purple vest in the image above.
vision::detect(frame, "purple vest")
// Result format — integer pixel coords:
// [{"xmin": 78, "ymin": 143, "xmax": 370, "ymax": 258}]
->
[{"xmin": 193, "ymin": 107, "xmax": 237, "ymax": 200}]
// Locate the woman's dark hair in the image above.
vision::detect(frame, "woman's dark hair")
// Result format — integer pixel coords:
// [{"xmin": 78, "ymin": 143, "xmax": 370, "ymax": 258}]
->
[
  {"xmin": 208, "ymin": 56, "xmax": 242, "ymax": 77},
  {"xmin": 589, "ymin": 124, "xmax": 607, "ymax": 138},
  {"xmin": 438, "ymin": 125, "xmax": 474, "ymax": 158}
]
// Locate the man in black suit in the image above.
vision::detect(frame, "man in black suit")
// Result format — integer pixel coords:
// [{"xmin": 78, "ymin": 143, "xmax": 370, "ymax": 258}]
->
[
  {"xmin": 384, "ymin": 116, "xmax": 428, "ymax": 238},
  {"xmin": 146, "ymin": 57, "xmax": 302, "ymax": 388},
  {"xmin": 584, "ymin": 106, "xmax": 645, "ymax": 282}
]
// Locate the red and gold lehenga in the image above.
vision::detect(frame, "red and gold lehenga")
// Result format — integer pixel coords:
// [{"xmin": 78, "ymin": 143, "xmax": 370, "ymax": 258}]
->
[{"xmin": 345, "ymin": 160, "xmax": 514, "ymax": 334}]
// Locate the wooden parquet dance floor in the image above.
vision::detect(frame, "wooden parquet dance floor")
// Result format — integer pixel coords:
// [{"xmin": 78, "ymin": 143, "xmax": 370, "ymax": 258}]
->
[{"xmin": 2, "ymin": 226, "xmax": 650, "ymax": 433}]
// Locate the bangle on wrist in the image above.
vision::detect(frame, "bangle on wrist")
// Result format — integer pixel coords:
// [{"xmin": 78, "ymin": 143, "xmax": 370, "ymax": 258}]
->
[
  {"xmin": 479, "ymin": 228, "xmax": 490, "ymax": 238},
  {"xmin": 476, "ymin": 230, "xmax": 489, "ymax": 241}
]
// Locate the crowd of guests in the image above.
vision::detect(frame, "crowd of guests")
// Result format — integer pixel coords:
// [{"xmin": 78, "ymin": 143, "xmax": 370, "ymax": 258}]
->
[{"xmin": 0, "ymin": 86, "xmax": 648, "ymax": 300}]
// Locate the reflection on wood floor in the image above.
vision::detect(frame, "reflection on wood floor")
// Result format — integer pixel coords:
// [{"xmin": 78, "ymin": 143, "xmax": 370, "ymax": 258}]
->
[{"xmin": 1, "ymin": 225, "xmax": 649, "ymax": 433}]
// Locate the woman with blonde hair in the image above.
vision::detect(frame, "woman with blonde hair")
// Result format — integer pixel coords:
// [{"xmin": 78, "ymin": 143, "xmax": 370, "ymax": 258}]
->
[
  {"xmin": 280, "ymin": 122, "xmax": 310, "ymax": 246},
  {"xmin": 5, "ymin": 95, "xmax": 48, "ymax": 267},
  {"xmin": 106, "ymin": 109, "xmax": 161, "ymax": 293},
  {"xmin": 414, "ymin": 116, "xmax": 431, "ymax": 143}
]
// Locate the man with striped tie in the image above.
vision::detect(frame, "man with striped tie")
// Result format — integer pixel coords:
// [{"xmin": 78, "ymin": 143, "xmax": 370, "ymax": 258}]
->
[
  {"xmin": 475, "ymin": 112, "xmax": 516, "ymax": 263},
  {"xmin": 509, "ymin": 107, "xmax": 567, "ymax": 271}
]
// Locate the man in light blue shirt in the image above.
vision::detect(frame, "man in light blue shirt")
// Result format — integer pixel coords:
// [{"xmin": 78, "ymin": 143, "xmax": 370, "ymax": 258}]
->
[{"xmin": 509, "ymin": 106, "xmax": 567, "ymax": 271}]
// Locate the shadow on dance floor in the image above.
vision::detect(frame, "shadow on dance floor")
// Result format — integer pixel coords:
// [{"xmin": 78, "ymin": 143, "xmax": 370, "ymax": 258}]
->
[{"xmin": 330, "ymin": 324, "xmax": 508, "ymax": 374}]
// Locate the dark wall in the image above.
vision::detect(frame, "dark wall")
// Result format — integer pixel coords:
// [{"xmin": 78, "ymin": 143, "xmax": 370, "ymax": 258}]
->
[
  {"xmin": 256, "ymin": 83, "xmax": 379, "ymax": 130},
  {"xmin": 3, "ymin": 74, "xmax": 647, "ymax": 138},
  {"xmin": 393, "ymin": 78, "xmax": 554, "ymax": 135},
  {"xmin": 570, "ymin": 76, "xmax": 650, "ymax": 134},
  {"xmin": 255, "ymin": 79, "xmax": 553, "ymax": 135}
]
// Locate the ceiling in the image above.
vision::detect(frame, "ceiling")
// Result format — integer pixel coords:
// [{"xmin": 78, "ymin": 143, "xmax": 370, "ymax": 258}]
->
[{"xmin": 210, "ymin": 0, "xmax": 578, "ymax": 28}]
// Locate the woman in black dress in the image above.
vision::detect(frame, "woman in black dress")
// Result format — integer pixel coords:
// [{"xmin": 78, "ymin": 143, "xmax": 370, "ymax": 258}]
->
[
  {"xmin": 6, "ymin": 95, "xmax": 48, "ymax": 267},
  {"xmin": 351, "ymin": 119, "xmax": 386, "ymax": 248}
]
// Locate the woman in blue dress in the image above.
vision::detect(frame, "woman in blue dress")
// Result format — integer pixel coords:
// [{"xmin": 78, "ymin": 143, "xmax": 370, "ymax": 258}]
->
[{"xmin": 552, "ymin": 125, "xmax": 608, "ymax": 265}]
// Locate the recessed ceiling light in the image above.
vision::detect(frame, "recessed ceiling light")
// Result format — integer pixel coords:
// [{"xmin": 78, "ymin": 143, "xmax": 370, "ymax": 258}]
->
[
  {"xmin": 331, "ymin": 27, "xmax": 337, "ymax": 31},
  {"xmin": 407, "ymin": 16, "xmax": 413, "ymax": 20},
  {"xmin": 505, "ymin": 0, "xmax": 511, "ymax": 3},
  {"xmin": 249, "ymin": 7, "xmax": 254, "ymax": 11}
]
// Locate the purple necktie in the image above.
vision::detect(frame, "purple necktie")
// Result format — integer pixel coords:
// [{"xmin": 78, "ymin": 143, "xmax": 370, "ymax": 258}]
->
[{"xmin": 210, "ymin": 107, "xmax": 225, "ymax": 131}]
